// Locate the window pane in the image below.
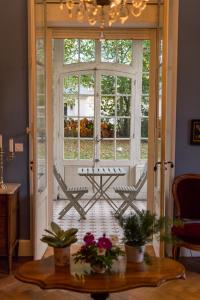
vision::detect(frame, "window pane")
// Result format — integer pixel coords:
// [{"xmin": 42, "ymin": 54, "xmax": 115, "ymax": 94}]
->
[
  {"xmin": 64, "ymin": 139, "xmax": 78, "ymax": 159},
  {"xmin": 80, "ymin": 140, "xmax": 93, "ymax": 159},
  {"xmin": 117, "ymin": 96, "xmax": 131, "ymax": 116},
  {"xmin": 100, "ymin": 140, "xmax": 114, "ymax": 160},
  {"xmin": 64, "ymin": 75, "xmax": 78, "ymax": 94},
  {"xmin": 101, "ymin": 40, "xmax": 117, "ymax": 63},
  {"xmin": 101, "ymin": 75, "xmax": 115, "ymax": 94},
  {"xmin": 116, "ymin": 140, "xmax": 130, "ymax": 160},
  {"xmin": 117, "ymin": 76, "xmax": 131, "ymax": 94},
  {"xmin": 101, "ymin": 96, "xmax": 115, "ymax": 116},
  {"xmin": 80, "ymin": 75, "xmax": 94, "ymax": 117},
  {"xmin": 101, "ymin": 40, "xmax": 132, "ymax": 65},
  {"xmin": 140, "ymin": 139, "xmax": 148, "ymax": 160},
  {"xmin": 64, "ymin": 118, "xmax": 78, "ymax": 137},
  {"xmin": 117, "ymin": 118, "xmax": 130, "ymax": 138},
  {"xmin": 80, "ymin": 74, "xmax": 94, "ymax": 95},
  {"xmin": 141, "ymin": 117, "xmax": 148, "ymax": 138},
  {"xmin": 64, "ymin": 95, "xmax": 78, "ymax": 116},
  {"xmin": 80, "ymin": 40, "xmax": 95, "ymax": 62},
  {"xmin": 80, "ymin": 118, "xmax": 94, "ymax": 137},
  {"xmin": 64, "ymin": 39, "xmax": 79, "ymax": 64},
  {"xmin": 101, "ymin": 118, "xmax": 114, "ymax": 138},
  {"xmin": 142, "ymin": 72, "xmax": 149, "ymax": 94},
  {"xmin": 117, "ymin": 40, "xmax": 132, "ymax": 65},
  {"xmin": 141, "ymin": 95, "xmax": 149, "ymax": 117},
  {"xmin": 143, "ymin": 40, "xmax": 150, "ymax": 72}
]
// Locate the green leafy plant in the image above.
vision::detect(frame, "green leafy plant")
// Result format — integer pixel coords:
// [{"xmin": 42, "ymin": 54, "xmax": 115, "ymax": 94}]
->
[
  {"xmin": 73, "ymin": 233, "xmax": 124, "ymax": 270},
  {"xmin": 118, "ymin": 210, "xmax": 171, "ymax": 248},
  {"xmin": 41, "ymin": 222, "xmax": 78, "ymax": 248}
]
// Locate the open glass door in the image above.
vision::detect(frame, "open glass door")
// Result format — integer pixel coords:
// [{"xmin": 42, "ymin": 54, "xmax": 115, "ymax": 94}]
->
[
  {"xmin": 153, "ymin": 0, "xmax": 178, "ymax": 257},
  {"xmin": 29, "ymin": 0, "xmax": 49, "ymax": 259}
]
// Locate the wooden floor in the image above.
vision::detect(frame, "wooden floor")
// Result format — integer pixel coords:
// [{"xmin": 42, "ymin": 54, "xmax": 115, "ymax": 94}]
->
[{"xmin": 0, "ymin": 257, "xmax": 200, "ymax": 299}]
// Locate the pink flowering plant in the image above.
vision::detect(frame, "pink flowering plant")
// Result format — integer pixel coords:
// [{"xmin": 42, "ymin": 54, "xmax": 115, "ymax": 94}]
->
[{"xmin": 73, "ymin": 233, "xmax": 124, "ymax": 270}]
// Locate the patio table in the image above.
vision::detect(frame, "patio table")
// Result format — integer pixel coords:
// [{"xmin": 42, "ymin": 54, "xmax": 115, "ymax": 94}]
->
[{"xmin": 78, "ymin": 167, "xmax": 126, "ymax": 214}]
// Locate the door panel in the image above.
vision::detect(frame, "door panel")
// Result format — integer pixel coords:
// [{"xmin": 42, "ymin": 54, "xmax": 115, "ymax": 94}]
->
[{"xmin": 29, "ymin": 0, "xmax": 48, "ymax": 259}]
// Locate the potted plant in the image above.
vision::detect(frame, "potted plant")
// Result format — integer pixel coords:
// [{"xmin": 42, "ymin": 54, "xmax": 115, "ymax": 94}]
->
[
  {"xmin": 41, "ymin": 221, "xmax": 78, "ymax": 266},
  {"xmin": 73, "ymin": 232, "xmax": 124, "ymax": 273},
  {"xmin": 118, "ymin": 210, "xmax": 169, "ymax": 263}
]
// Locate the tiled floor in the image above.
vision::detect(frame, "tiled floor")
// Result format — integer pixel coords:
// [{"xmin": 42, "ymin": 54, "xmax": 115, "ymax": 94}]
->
[{"xmin": 53, "ymin": 199, "xmax": 146, "ymax": 243}]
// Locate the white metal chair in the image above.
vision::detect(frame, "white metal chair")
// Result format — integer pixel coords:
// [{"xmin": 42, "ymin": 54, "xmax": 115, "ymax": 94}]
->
[
  {"xmin": 53, "ymin": 165, "xmax": 88, "ymax": 219},
  {"xmin": 114, "ymin": 163, "xmax": 147, "ymax": 217}
]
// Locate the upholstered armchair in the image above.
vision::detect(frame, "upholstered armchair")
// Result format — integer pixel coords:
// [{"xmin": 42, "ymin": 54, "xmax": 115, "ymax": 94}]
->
[{"xmin": 171, "ymin": 174, "xmax": 200, "ymax": 259}]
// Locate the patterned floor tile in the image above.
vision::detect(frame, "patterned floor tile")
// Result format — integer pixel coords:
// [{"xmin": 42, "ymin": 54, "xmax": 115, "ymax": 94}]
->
[{"xmin": 53, "ymin": 199, "xmax": 146, "ymax": 243}]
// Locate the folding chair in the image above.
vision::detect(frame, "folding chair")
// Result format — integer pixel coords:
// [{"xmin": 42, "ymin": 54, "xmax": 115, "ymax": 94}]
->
[
  {"xmin": 53, "ymin": 165, "xmax": 88, "ymax": 219},
  {"xmin": 114, "ymin": 163, "xmax": 147, "ymax": 217}
]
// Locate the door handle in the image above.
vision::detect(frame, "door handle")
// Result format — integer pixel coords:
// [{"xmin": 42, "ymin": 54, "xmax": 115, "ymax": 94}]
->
[
  {"xmin": 30, "ymin": 160, "xmax": 34, "ymax": 171},
  {"xmin": 154, "ymin": 161, "xmax": 174, "ymax": 171}
]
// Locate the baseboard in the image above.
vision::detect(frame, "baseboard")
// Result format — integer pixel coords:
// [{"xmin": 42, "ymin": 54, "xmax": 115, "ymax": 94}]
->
[{"xmin": 19, "ymin": 240, "xmax": 33, "ymax": 256}]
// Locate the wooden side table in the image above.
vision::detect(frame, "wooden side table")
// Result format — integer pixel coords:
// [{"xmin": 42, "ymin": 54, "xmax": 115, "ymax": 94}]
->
[{"xmin": 0, "ymin": 183, "xmax": 20, "ymax": 273}]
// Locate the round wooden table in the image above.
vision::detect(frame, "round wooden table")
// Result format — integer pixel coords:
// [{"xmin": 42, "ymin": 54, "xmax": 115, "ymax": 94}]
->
[{"xmin": 15, "ymin": 255, "xmax": 185, "ymax": 300}]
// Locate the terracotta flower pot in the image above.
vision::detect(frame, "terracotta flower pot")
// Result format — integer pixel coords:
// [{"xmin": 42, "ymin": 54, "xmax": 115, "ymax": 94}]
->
[
  {"xmin": 125, "ymin": 244, "xmax": 145, "ymax": 263},
  {"xmin": 54, "ymin": 246, "xmax": 70, "ymax": 267}
]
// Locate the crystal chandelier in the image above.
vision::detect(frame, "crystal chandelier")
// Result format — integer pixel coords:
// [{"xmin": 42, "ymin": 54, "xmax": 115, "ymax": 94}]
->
[{"xmin": 59, "ymin": 0, "xmax": 149, "ymax": 28}]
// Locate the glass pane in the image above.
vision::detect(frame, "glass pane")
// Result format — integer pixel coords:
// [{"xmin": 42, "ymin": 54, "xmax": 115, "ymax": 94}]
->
[
  {"xmin": 117, "ymin": 76, "xmax": 131, "ymax": 94},
  {"xmin": 141, "ymin": 117, "xmax": 148, "ymax": 138},
  {"xmin": 36, "ymin": 34, "xmax": 46, "ymax": 193},
  {"xmin": 101, "ymin": 118, "xmax": 114, "ymax": 138},
  {"xmin": 80, "ymin": 75, "xmax": 94, "ymax": 117},
  {"xmin": 80, "ymin": 40, "xmax": 95, "ymax": 62},
  {"xmin": 116, "ymin": 140, "xmax": 130, "ymax": 160},
  {"xmin": 101, "ymin": 75, "xmax": 115, "ymax": 95},
  {"xmin": 140, "ymin": 139, "xmax": 148, "ymax": 160},
  {"xmin": 101, "ymin": 40, "xmax": 117, "ymax": 63},
  {"xmin": 141, "ymin": 95, "xmax": 149, "ymax": 117},
  {"xmin": 116, "ymin": 118, "xmax": 130, "ymax": 138},
  {"xmin": 101, "ymin": 40, "xmax": 132, "ymax": 65},
  {"xmin": 64, "ymin": 118, "xmax": 78, "ymax": 137},
  {"xmin": 143, "ymin": 40, "xmax": 150, "ymax": 72},
  {"xmin": 117, "ymin": 96, "xmax": 131, "ymax": 116},
  {"xmin": 101, "ymin": 96, "xmax": 115, "ymax": 116},
  {"xmin": 64, "ymin": 39, "xmax": 79, "ymax": 64},
  {"xmin": 80, "ymin": 95, "xmax": 94, "ymax": 117},
  {"xmin": 80, "ymin": 74, "xmax": 94, "ymax": 95},
  {"xmin": 117, "ymin": 40, "xmax": 132, "ymax": 65},
  {"xmin": 142, "ymin": 72, "xmax": 149, "ymax": 94},
  {"xmin": 80, "ymin": 118, "xmax": 94, "ymax": 137},
  {"xmin": 64, "ymin": 95, "xmax": 78, "ymax": 117},
  {"xmin": 64, "ymin": 139, "xmax": 78, "ymax": 159},
  {"xmin": 100, "ymin": 140, "xmax": 114, "ymax": 160},
  {"xmin": 80, "ymin": 140, "xmax": 93, "ymax": 159},
  {"xmin": 64, "ymin": 75, "xmax": 78, "ymax": 94}
]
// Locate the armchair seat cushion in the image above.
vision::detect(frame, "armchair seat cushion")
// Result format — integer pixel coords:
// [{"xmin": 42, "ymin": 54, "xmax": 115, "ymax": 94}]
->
[{"xmin": 172, "ymin": 223, "xmax": 200, "ymax": 244}]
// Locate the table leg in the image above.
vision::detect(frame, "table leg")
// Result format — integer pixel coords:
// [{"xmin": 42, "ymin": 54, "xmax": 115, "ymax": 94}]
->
[{"xmin": 90, "ymin": 292, "xmax": 110, "ymax": 300}]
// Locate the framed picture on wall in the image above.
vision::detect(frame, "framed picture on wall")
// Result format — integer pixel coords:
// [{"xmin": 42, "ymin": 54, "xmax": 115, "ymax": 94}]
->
[{"xmin": 190, "ymin": 119, "xmax": 200, "ymax": 145}]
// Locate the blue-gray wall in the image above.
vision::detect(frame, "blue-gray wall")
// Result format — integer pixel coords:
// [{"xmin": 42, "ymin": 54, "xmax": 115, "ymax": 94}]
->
[
  {"xmin": 0, "ymin": 0, "xmax": 29, "ymax": 239},
  {"xmin": 0, "ymin": 0, "xmax": 199, "ymax": 241},
  {"xmin": 175, "ymin": 0, "xmax": 200, "ymax": 174}
]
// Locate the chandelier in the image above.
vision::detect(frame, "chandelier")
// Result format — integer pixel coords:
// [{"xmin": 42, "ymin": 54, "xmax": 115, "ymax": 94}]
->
[{"xmin": 59, "ymin": 0, "xmax": 149, "ymax": 28}]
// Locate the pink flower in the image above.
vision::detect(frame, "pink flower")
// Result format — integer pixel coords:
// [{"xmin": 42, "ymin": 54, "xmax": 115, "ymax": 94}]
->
[
  {"xmin": 83, "ymin": 232, "xmax": 96, "ymax": 246},
  {"xmin": 97, "ymin": 234, "xmax": 112, "ymax": 250}
]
